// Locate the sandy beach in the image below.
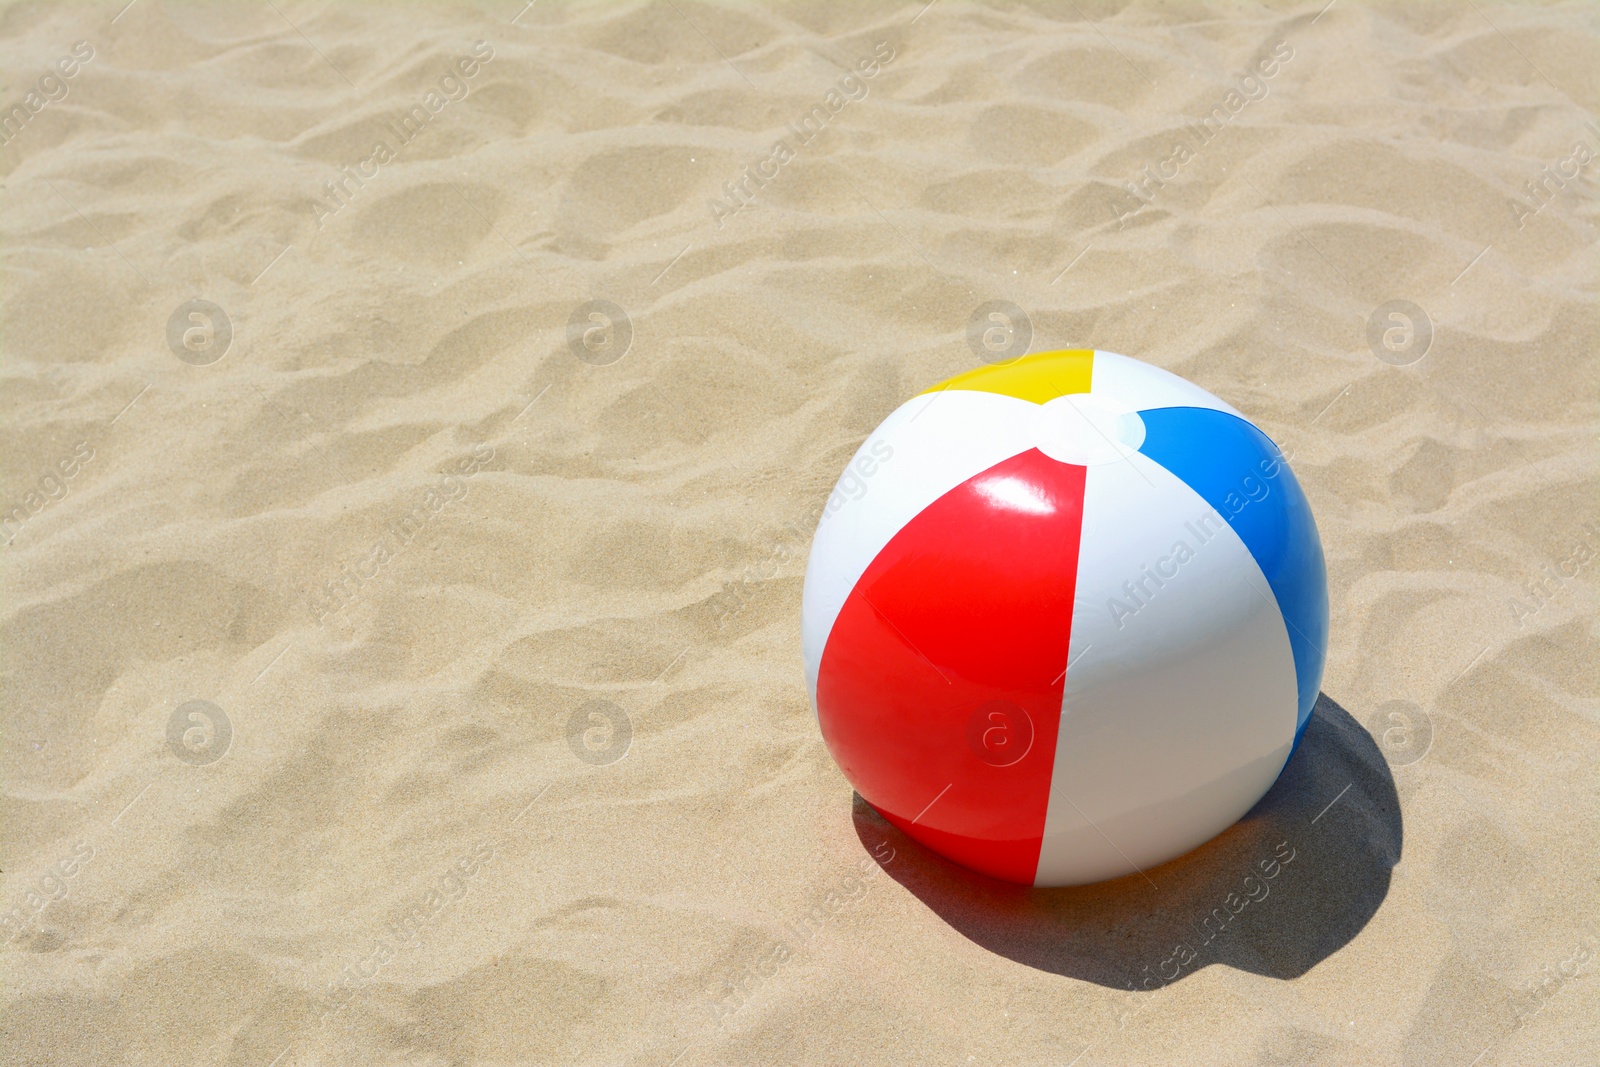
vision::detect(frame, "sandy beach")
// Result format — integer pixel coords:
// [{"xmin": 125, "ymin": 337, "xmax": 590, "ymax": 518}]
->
[{"xmin": 2, "ymin": 1, "xmax": 1597, "ymax": 1063}]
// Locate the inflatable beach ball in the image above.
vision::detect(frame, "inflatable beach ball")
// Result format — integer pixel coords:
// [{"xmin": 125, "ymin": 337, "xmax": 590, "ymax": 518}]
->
[{"xmin": 802, "ymin": 349, "xmax": 1327, "ymax": 887}]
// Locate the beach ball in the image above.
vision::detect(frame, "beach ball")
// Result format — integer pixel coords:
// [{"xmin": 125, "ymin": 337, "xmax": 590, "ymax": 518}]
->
[{"xmin": 802, "ymin": 349, "xmax": 1327, "ymax": 886}]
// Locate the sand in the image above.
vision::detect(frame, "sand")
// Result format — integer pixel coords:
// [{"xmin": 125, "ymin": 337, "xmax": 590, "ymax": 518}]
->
[{"xmin": 2, "ymin": 1, "xmax": 1597, "ymax": 1064}]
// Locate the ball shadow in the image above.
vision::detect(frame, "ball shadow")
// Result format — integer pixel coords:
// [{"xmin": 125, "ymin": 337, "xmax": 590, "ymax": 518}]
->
[{"xmin": 851, "ymin": 693, "xmax": 1400, "ymax": 988}]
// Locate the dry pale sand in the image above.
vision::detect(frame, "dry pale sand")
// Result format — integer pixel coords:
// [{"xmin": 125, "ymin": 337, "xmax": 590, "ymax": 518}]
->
[{"xmin": 2, "ymin": 0, "xmax": 1597, "ymax": 1064}]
